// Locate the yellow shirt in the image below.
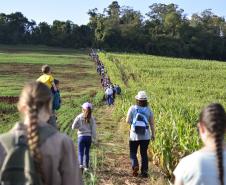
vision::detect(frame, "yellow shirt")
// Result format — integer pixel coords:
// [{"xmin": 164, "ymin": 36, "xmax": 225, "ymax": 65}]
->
[{"xmin": 37, "ymin": 74, "xmax": 54, "ymax": 88}]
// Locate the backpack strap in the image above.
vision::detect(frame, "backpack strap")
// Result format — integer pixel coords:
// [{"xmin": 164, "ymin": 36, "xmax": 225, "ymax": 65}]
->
[
  {"xmin": 0, "ymin": 133, "xmax": 16, "ymax": 154},
  {"xmin": 38, "ymin": 124, "xmax": 57, "ymax": 146},
  {"xmin": 0, "ymin": 122, "xmax": 27, "ymax": 153}
]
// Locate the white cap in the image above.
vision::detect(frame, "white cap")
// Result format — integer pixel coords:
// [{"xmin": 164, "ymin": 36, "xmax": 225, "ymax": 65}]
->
[
  {"xmin": 82, "ymin": 102, "xmax": 92, "ymax": 109},
  {"xmin": 135, "ymin": 91, "xmax": 148, "ymax": 100}
]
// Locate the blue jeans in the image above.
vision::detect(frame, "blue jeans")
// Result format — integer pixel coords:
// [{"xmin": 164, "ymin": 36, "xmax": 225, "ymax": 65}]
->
[
  {"xmin": 107, "ymin": 95, "xmax": 113, "ymax": 105},
  {"xmin": 129, "ymin": 140, "xmax": 150, "ymax": 173},
  {"xmin": 78, "ymin": 136, "xmax": 92, "ymax": 168}
]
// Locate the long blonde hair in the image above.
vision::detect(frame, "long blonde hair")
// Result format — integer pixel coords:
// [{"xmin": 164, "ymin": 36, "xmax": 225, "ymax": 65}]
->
[
  {"xmin": 17, "ymin": 81, "xmax": 52, "ymax": 183},
  {"xmin": 83, "ymin": 107, "xmax": 92, "ymax": 123}
]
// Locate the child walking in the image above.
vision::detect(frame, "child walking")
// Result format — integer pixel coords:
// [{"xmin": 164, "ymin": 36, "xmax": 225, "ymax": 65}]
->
[
  {"xmin": 37, "ymin": 65, "xmax": 59, "ymax": 127},
  {"xmin": 72, "ymin": 102, "xmax": 96, "ymax": 172},
  {"xmin": 37, "ymin": 64, "xmax": 57, "ymax": 92},
  {"xmin": 48, "ymin": 79, "xmax": 61, "ymax": 128}
]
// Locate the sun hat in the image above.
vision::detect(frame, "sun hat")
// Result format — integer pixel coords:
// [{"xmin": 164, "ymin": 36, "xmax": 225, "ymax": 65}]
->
[
  {"xmin": 135, "ymin": 91, "xmax": 148, "ymax": 100},
  {"xmin": 82, "ymin": 102, "xmax": 92, "ymax": 109}
]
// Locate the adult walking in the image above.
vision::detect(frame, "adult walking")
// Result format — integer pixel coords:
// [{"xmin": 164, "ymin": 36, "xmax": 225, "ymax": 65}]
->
[
  {"xmin": 174, "ymin": 103, "xmax": 226, "ymax": 185},
  {"xmin": 126, "ymin": 91, "xmax": 155, "ymax": 177},
  {"xmin": 105, "ymin": 85, "xmax": 114, "ymax": 106},
  {"xmin": 0, "ymin": 82, "xmax": 83, "ymax": 185}
]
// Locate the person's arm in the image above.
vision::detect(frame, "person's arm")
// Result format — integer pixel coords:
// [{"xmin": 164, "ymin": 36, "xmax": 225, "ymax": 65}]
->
[
  {"xmin": 51, "ymin": 82, "xmax": 57, "ymax": 92},
  {"xmin": 126, "ymin": 107, "xmax": 133, "ymax": 124},
  {"xmin": 149, "ymin": 115, "xmax": 155, "ymax": 140},
  {"xmin": 91, "ymin": 118, "xmax": 97, "ymax": 143},
  {"xmin": 72, "ymin": 116, "xmax": 80, "ymax": 129},
  {"xmin": 60, "ymin": 136, "xmax": 83, "ymax": 185},
  {"xmin": 173, "ymin": 158, "xmax": 185, "ymax": 185},
  {"xmin": 49, "ymin": 75, "xmax": 57, "ymax": 92}
]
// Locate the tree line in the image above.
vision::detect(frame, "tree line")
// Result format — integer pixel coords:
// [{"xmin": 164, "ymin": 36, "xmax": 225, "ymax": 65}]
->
[{"xmin": 0, "ymin": 1, "xmax": 226, "ymax": 60}]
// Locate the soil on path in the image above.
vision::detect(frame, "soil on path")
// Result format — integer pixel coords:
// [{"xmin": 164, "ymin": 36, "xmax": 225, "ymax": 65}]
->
[{"xmin": 94, "ymin": 106, "xmax": 169, "ymax": 185}]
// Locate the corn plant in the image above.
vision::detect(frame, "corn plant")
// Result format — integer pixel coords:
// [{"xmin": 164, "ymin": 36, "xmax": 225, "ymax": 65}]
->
[{"xmin": 99, "ymin": 52, "xmax": 226, "ymax": 176}]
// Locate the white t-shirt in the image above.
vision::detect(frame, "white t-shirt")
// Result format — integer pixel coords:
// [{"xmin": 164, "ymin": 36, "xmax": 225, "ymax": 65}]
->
[
  {"xmin": 174, "ymin": 150, "xmax": 226, "ymax": 185},
  {"xmin": 105, "ymin": 88, "xmax": 113, "ymax": 95}
]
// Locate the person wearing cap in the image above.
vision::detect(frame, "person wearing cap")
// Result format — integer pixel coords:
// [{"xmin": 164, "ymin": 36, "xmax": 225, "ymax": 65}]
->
[
  {"xmin": 71, "ymin": 102, "xmax": 96, "ymax": 172},
  {"xmin": 126, "ymin": 91, "xmax": 155, "ymax": 178}
]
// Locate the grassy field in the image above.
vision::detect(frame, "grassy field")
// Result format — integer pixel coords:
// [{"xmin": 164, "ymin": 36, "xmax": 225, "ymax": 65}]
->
[
  {"xmin": 0, "ymin": 46, "xmax": 105, "ymax": 184},
  {"xmin": 2, "ymin": 45, "xmax": 226, "ymax": 183},
  {"xmin": 0, "ymin": 46, "xmax": 170, "ymax": 184},
  {"xmin": 99, "ymin": 52, "xmax": 226, "ymax": 176}
]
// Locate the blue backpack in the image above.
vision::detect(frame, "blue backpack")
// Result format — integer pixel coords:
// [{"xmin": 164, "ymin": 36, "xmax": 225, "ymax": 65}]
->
[
  {"xmin": 52, "ymin": 91, "xmax": 61, "ymax": 110},
  {"xmin": 115, "ymin": 86, "xmax": 121, "ymax": 94},
  {"xmin": 132, "ymin": 107, "xmax": 149, "ymax": 135}
]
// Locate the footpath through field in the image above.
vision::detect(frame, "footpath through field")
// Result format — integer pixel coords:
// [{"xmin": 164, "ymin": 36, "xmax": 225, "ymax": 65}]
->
[{"xmin": 94, "ymin": 105, "xmax": 169, "ymax": 185}]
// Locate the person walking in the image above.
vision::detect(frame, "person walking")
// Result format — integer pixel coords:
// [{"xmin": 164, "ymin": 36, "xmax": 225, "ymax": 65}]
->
[
  {"xmin": 48, "ymin": 79, "xmax": 61, "ymax": 129},
  {"xmin": 105, "ymin": 86, "xmax": 114, "ymax": 106},
  {"xmin": 37, "ymin": 64, "xmax": 58, "ymax": 127},
  {"xmin": 0, "ymin": 82, "xmax": 83, "ymax": 185},
  {"xmin": 126, "ymin": 91, "xmax": 155, "ymax": 178},
  {"xmin": 72, "ymin": 102, "xmax": 96, "ymax": 172},
  {"xmin": 174, "ymin": 103, "xmax": 226, "ymax": 185},
  {"xmin": 37, "ymin": 64, "xmax": 57, "ymax": 92}
]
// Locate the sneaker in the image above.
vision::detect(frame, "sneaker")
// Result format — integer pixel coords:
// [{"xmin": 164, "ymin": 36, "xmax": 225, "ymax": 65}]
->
[
  {"xmin": 132, "ymin": 166, "xmax": 139, "ymax": 177},
  {"xmin": 84, "ymin": 168, "xmax": 89, "ymax": 172},
  {"xmin": 79, "ymin": 165, "xmax": 84, "ymax": 174}
]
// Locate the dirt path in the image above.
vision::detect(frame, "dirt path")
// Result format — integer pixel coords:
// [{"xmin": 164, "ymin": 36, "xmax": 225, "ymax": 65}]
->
[{"xmin": 94, "ymin": 106, "xmax": 169, "ymax": 185}]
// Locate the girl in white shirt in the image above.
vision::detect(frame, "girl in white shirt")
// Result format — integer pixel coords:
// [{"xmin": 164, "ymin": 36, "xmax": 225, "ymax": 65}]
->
[{"xmin": 174, "ymin": 103, "xmax": 226, "ymax": 185}]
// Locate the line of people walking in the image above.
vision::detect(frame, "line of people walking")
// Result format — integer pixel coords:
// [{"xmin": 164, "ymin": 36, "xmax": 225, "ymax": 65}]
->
[
  {"xmin": 0, "ymin": 52, "xmax": 226, "ymax": 185},
  {"xmin": 90, "ymin": 49, "xmax": 226, "ymax": 185},
  {"xmin": 90, "ymin": 49, "xmax": 121, "ymax": 106}
]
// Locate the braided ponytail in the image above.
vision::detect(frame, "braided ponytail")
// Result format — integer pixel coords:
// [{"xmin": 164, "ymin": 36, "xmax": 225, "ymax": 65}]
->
[
  {"xmin": 18, "ymin": 82, "xmax": 52, "ymax": 184},
  {"xmin": 214, "ymin": 131, "xmax": 224, "ymax": 185},
  {"xmin": 199, "ymin": 103, "xmax": 226, "ymax": 185},
  {"xmin": 27, "ymin": 104, "xmax": 45, "ymax": 183}
]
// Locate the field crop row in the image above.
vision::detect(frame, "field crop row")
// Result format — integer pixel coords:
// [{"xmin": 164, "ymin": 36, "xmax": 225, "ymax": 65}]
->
[{"xmin": 99, "ymin": 52, "xmax": 226, "ymax": 176}]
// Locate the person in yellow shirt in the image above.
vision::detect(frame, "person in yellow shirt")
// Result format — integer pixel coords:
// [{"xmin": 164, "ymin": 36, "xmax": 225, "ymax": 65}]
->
[{"xmin": 37, "ymin": 65, "xmax": 57, "ymax": 92}]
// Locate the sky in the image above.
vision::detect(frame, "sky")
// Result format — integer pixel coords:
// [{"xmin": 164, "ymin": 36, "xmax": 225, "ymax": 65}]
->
[{"xmin": 0, "ymin": 0, "xmax": 226, "ymax": 25}]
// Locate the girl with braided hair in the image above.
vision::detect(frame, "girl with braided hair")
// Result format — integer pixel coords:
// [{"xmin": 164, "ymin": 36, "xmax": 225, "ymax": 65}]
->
[
  {"xmin": 174, "ymin": 103, "xmax": 226, "ymax": 185},
  {"xmin": 0, "ymin": 82, "xmax": 83, "ymax": 185}
]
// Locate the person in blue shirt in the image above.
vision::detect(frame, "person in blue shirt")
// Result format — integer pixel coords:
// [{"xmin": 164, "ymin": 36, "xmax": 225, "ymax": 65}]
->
[
  {"xmin": 126, "ymin": 91, "xmax": 155, "ymax": 178},
  {"xmin": 48, "ymin": 79, "xmax": 61, "ymax": 128},
  {"xmin": 52, "ymin": 79, "xmax": 61, "ymax": 111}
]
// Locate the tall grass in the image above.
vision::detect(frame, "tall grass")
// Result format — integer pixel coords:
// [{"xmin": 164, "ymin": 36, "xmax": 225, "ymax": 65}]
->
[{"xmin": 99, "ymin": 52, "xmax": 226, "ymax": 176}]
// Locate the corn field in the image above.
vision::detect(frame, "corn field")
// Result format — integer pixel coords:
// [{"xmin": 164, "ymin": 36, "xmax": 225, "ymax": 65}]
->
[{"xmin": 99, "ymin": 52, "xmax": 226, "ymax": 176}]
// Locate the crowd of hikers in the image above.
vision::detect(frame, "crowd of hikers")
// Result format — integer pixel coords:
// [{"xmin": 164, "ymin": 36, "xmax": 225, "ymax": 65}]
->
[
  {"xmin": 0, "ymin": 50, "xmax": 225, "ymax": 185},
  {"xmin": 90, "ymin": 49, "xmax": 121, "ymax": 106}
]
